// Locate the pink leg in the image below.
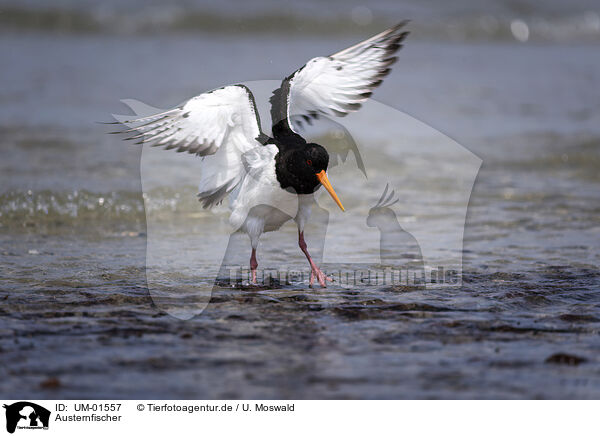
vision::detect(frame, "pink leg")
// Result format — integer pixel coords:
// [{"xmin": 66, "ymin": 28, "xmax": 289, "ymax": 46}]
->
[
  {"xmin": 250, "ymin": 248, "xmax": 258, "ymax": 284},
  {"xmin": 298, "ymin": 231, "xmax": 332, "ymax": 287}
]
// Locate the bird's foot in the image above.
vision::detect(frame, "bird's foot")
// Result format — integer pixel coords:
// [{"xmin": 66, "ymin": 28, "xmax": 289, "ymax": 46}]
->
[
  {"xmin": 251, "ymin": 269, "xmax": 258, "ymax": 285},
  {"xmin": 309, "ymin": 266, "xmax": 333, "ymax": 288}
]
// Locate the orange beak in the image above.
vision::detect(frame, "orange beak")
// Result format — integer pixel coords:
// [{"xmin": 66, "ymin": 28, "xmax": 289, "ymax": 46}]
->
[{"xmin": 316, "ymin": 170, "xmax": 345, "ymax": 211}]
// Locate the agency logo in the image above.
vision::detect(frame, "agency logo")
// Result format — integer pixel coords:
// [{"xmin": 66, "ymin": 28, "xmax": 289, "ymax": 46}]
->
[{"xmin": 3, "ymin": 402, "xmax": 50, "ymax": 434}]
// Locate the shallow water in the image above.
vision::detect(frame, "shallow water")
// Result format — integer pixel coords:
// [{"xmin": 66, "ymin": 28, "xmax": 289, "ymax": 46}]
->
[{"xmin": 1, "ymin": 0, "xmax": 600, "ymax": 399}]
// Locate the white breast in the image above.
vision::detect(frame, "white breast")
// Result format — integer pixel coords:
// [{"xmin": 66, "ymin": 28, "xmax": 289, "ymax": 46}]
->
[{"xmin": 227, "ymin": 144, "xmax": 302, "ymax": 246}]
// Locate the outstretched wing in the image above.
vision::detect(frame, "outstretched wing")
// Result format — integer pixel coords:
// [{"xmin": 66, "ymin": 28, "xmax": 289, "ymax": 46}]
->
[
  {"xmin": 270, "ymin": 21, "xmax": 409, "ymax": 136},
  {"xmin": 112, "ymin": 85, "xmax": 268, "ymax": 208}
]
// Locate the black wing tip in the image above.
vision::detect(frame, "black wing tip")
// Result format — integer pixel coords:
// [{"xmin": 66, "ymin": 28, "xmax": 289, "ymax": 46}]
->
[
  {"xmin": 395, "ymin": 31, "xmax": 410, "ymax": 45},
  {"xmin": 331, "ymin": 108, "xmax": 349, "ymax": 117},
  {"xmin": 392, "ymin": 20, "xmax": 411, "ymax": 31},
  {"xmin": 345, "ymin": 102, "xmax": 362, "ymax": 111},
  {"xmin": 384, "ymin": 29, "xmax": 409, "ymax": 54},
  {"xmin": 382, "ymin": 22, "xmax": 410, "ymax": 47}
]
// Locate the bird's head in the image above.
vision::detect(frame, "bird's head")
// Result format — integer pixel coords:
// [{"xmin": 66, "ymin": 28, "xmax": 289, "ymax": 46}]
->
[
  {"xmin": 303, "ymin": 143, "xmax": 329, "ymax": 174},
  {"xmin": 297, "ymin": 143, "xmax": 344, "ymax": 211}
]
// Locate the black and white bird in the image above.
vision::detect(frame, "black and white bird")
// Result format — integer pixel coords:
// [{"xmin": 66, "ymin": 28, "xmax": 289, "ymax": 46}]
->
[{"xmin": 112, "ymin": 22, "xmax": 409, "ymax": 287}]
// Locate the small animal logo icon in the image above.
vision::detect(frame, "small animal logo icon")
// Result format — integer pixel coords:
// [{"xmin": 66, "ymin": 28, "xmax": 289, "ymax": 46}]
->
[{"xmin": 3, "ymin": 402, "xmax": 50, "ymax": 434}]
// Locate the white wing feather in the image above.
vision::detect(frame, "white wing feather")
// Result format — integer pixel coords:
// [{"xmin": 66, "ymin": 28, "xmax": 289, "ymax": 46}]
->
[
  {"xmin": 272, "ymin": 22, "xmax": 409, "ymax": 133},
  {"xmin": 114, "ymin": 85, "xmax": 266, "ymax": 208}
]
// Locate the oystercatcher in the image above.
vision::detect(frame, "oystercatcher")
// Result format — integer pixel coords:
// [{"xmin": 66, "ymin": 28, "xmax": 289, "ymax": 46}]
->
[{"xmin": 113, "ymin": 22, "xmax": 409, "ymax": 287}]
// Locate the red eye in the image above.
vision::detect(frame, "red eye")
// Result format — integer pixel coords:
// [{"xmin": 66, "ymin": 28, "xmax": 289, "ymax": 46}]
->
[{"xmin": 306, "ymin": 159, "xmax": 312, "ymax": 166}]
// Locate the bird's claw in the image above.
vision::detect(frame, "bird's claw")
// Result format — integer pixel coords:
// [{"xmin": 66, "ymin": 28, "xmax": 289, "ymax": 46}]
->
[{"xmin": 309, "ymin": 267, "xmax": 333, "ymax": 288}]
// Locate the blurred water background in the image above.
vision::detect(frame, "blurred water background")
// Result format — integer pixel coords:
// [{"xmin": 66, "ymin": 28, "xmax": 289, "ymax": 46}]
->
[{"xmin": 0, "ymin": 0, "xmax": 599, "ymax": 399}]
